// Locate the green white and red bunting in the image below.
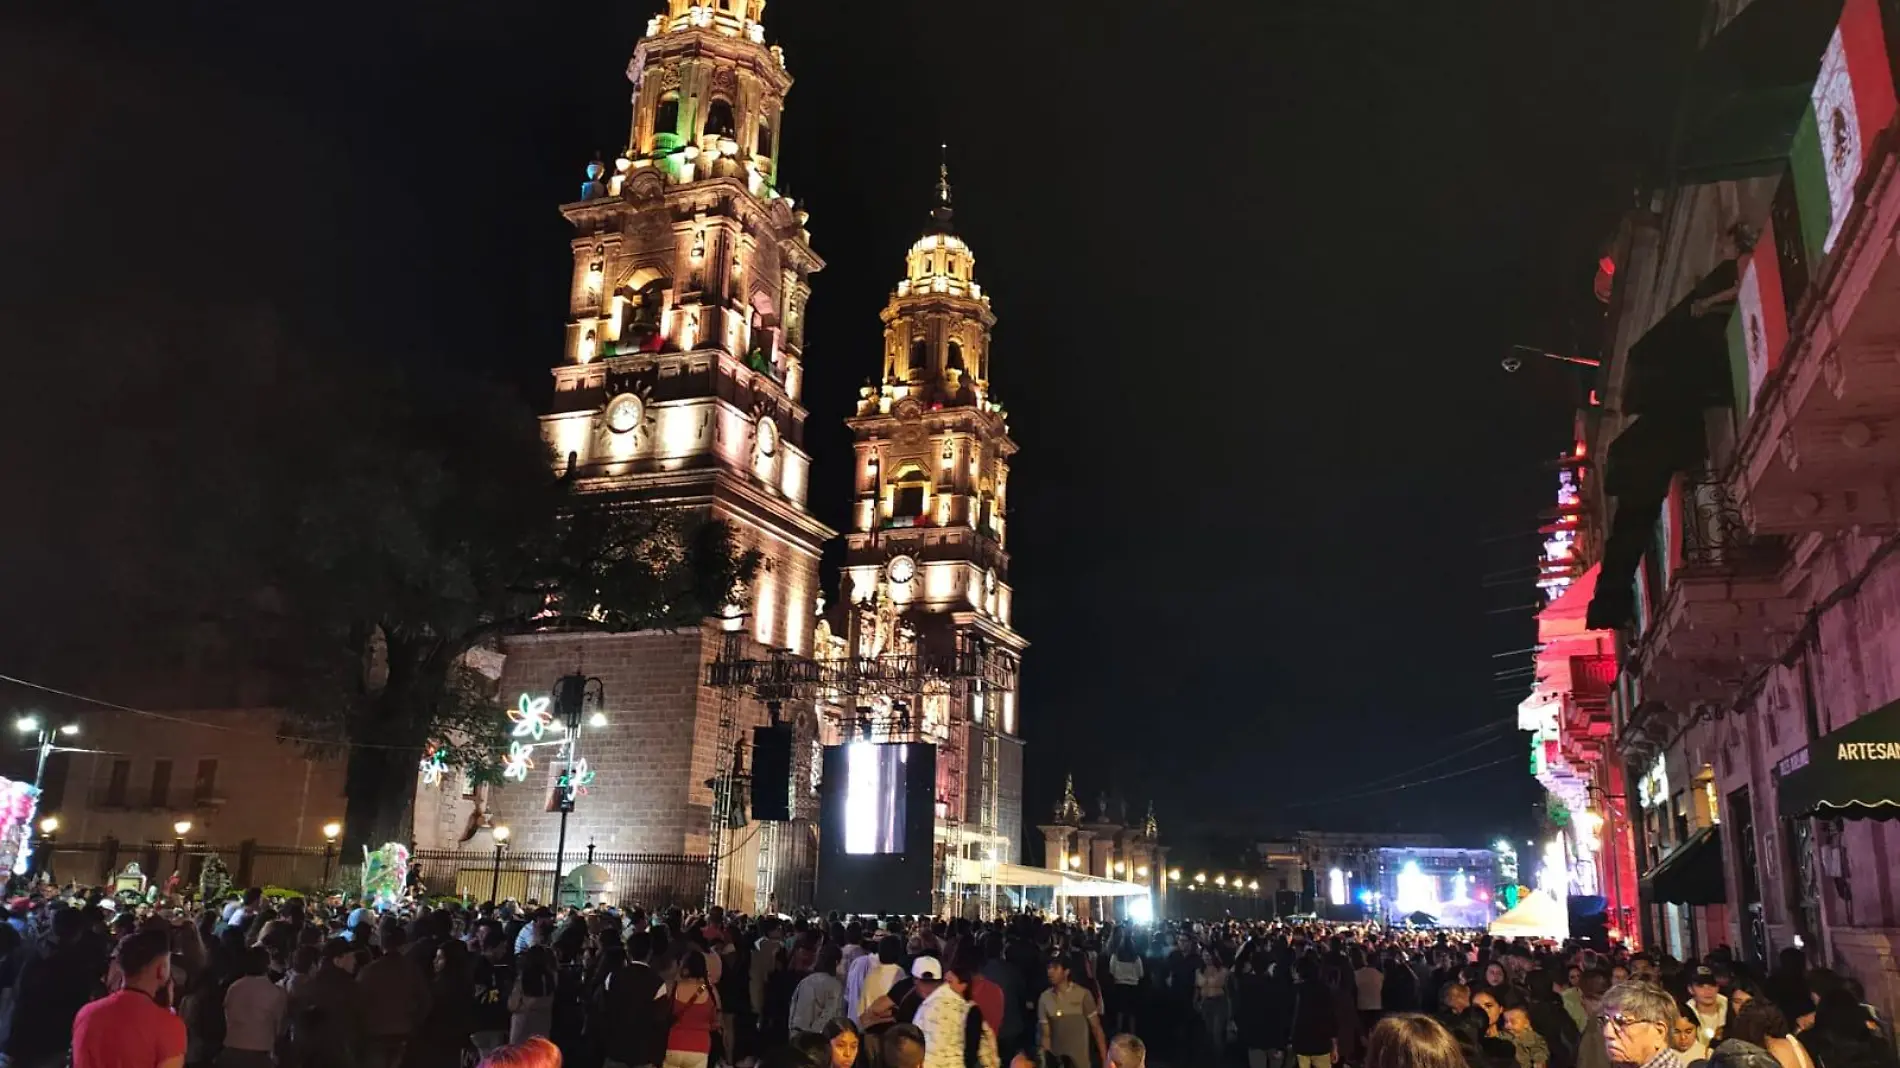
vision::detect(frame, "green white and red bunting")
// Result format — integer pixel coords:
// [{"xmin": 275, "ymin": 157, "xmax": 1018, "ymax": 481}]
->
[
  {"xmin": 1728, "ymin": 216, "xmax": 1790, "ymax": 419},
  {"xmin": 1792, "ymin": 0, "xmax": 1898, "ymax": 263}
]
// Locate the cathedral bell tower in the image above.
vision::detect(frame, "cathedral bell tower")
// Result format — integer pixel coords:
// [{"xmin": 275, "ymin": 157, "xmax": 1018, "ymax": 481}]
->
[
  {"xmin": 539, "ymin": 0, "xmax": 831, "ymax": 658},
  {"xmin": 837, "ymin": 163, "xmax": 1026, "ymax": 864}
]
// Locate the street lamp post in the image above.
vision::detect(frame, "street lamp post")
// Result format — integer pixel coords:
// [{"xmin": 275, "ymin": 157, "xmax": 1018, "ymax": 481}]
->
[
  {"xmin": 321, "ymin": 822, "xmax": 342, "ymax": 886},
  {"xmin": 490, "ymin": 826, "xmax": 510, "ymax": 904},
  {"xmin": 172, "ymin": 819, "xmax": 192, "ymax": 892},
  {"xmin": 14, "ymin": 716, "xmax": 78, "ymax": 873},
  {"xmin": 549, "ymin": 674, "xmax": 603, "ymax": 906}
]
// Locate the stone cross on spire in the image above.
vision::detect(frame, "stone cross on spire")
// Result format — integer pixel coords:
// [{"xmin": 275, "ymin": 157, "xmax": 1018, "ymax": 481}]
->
[{"xmin": 1054, "ymin": 774, "xmax": 1084, "ymax": 825}]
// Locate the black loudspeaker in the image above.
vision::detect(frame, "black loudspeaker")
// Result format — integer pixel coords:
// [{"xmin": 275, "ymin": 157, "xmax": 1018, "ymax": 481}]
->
[
  {"xmin": 750, "ymin": 723, "xmax": 794, "ymax": 822},
  {"xmin": 1275, "ymin": 889, "xmax": 1298, "ymax": 918}
]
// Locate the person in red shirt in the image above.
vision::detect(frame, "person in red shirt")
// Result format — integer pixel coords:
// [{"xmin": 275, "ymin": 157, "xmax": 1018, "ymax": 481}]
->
[{"xmin": 74, "ymin": 929, "xmax": 187, "ymax": 1068}]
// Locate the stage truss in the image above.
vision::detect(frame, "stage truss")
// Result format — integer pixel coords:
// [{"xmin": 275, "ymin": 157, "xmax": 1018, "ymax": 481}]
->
[{"xmin": 704, "ymin": 625, "xmax": 1019, "ymax": 917}]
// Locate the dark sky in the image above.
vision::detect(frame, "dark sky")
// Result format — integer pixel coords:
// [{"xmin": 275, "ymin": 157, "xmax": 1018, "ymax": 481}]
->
[{"xmin": 3, "ymin": 0, "xmax": 1689, "ymax": 850}]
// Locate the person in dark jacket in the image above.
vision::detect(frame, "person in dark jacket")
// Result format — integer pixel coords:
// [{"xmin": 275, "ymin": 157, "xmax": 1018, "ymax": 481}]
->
[
  {"xmin": 1292, "ymin": 959, "xmax": 1339, "ymax": 1068},
  {"xmin": 414, "ymin": 940, "xmax": 477, "ymax": 1068},
  {"xmin": 1802, "ymin": 990, "xmax": 1900, "ymax": 1068},
  {"xmin": 357, "ymin": 927, "xmax": 431, "ymax": 1068},
  {"xmin": 1236, "ymin": 947, "xmax": 1294, "ymax": 1068},
  {"xmin": 289, "ymin": 939, "xmax": 366, "ymax": 1068},
  {"xmin": 597, "ymin": 933, "xmax": 669, "ymax": 1068},
  {"xmin": 7, "ymin": 907, "xmax": 108, "ymax": 1068}
]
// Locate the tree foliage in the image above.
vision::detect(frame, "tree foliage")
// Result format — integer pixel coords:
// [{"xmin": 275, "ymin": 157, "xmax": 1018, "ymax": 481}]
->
[{"xmin": 0, "ymin": 311, "xmax": 756, "ymax": 854}]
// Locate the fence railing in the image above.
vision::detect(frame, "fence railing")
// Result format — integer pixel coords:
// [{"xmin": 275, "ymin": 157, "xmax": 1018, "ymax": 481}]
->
[
  {"xmin": 39, "ymin": 841, "xmax": 709, "ymax": 907},
  {"xmin": 39, "ymin": 840, "xmax": 345, "ymax": 892},
  {"xmin": 410, "ymin": 849, "xmax": 708, "ymax": 908}
]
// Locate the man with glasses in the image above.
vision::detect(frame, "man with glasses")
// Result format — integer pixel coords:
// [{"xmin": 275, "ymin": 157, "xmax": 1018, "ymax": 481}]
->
[{"xmin": 1598, "ymin": 983, "xmax": 1685, "ymax": 1068}]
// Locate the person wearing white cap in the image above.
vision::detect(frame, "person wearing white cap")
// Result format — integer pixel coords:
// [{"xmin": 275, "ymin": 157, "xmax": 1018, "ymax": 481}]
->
[{"xmin": 916, "ymin": 952, "xmax": 999, "ymax": 1068}]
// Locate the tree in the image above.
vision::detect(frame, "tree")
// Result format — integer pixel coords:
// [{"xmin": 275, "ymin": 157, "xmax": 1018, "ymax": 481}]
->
[
  {"xmin": 198, "ymin": 852, "xmax": 232, "ymax": 904},
  {"xmin": 0, "ymin": 319, "xmax": 756, "ymax": 856}
]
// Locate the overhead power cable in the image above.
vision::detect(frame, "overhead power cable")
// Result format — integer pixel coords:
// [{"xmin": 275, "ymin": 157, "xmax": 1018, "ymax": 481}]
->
[
  {"xmin": 0, "ymin": 670, "xmax": 418, "ymax": 752},
  {"xmin": 1279, "ymin": 755, "xmax": 1524, "ymax": 810}
]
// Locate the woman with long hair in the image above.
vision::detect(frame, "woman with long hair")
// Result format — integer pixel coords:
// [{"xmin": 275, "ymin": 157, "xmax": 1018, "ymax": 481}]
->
[
  {"xmin": 510, "ymin": 945, "xmax": 557, "ymax": 1044},
  {"xmin": 1365, "ymin": 1014, "xmax": 1470, "ymax": 1068},
  {"xmin": 1197, "ymin": 946, "xmax": 1234, "ymax": 1058},
  {"xmin": 413, "ymin": 940, "xmax": 477, "ymax": 1068},
  {"xmin": 1802, "ymin": 990, "xmax": 1899, "ymax": 1068},
  {"xmin": 665, "ymin": 945, "xmax": 721, "ymax": 1068},
  {"xmin": 1106, "ymin": 934, "xmax": 1145, "ymax": 1038},
  {"xmin": 822, "ymin": 1017, "xmax": 865, "ymax": 1068}
]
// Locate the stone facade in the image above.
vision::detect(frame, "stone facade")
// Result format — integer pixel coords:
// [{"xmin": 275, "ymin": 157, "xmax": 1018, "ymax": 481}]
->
[
  {"xmin": 52, "ymin": 709, "xmax": 346, "ymax": 851},
  {"xmin": 413, "ymin": 0, "xmax": 830, "ymax": 914},
  {"xmin": 821, "ymin": 172, "xmax": 1028, "ymax": 877},
  {"xmin": 1571, "ymin": 2, "xmax": 1900, "ymax": 1020}
]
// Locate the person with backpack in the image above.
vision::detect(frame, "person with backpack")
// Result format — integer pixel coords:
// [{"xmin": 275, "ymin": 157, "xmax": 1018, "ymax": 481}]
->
[{"xmin": 915, "ymin": 952, "xmax": 998, "ymax": 1068}]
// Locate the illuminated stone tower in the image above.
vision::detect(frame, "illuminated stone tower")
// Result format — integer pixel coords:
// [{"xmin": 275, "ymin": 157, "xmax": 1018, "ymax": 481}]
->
[
  {"xmin": 423, "ymin": 0, "xmax": 833, "ymax": 902},
  {"xmin": 839, "ymin": 164, "xmax": 1027, "ymax": 866},
  {"xmin": 539, "ymin": 0, "xmax": 831, "ymax": 653}
]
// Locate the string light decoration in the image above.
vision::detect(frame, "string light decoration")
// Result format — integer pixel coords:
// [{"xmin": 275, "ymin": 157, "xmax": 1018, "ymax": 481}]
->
[
  {"xmin": 418, "ymin": 750, "xmax": 448, "ymax": 785},
  {"xmin": 508, "ymin": 694, "xmax": 554, "ymax": 741},
  {"xmin": 562, "ymin": 757, "xmax": 597, "ymax": 797},
  {"xmin": 502, "ymin": 740, "xmax": 536, "ymax": 781}
]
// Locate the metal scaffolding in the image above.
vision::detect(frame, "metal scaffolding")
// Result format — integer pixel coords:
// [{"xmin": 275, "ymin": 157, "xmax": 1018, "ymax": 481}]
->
[{"xmin": 704, "ymin": 615, "xmax": 1019, "ymax": 916}]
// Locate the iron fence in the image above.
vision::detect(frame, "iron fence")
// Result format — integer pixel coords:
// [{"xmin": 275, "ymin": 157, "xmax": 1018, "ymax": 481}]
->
[
  {"xmin": 38, "ymin": 840, "xmax": 706, "ymax": 907},
  {"xmin": 39, "ymin": 840, "xmax": 345, "ymax": 893},
  {"xmin": 409, "ymin": 848, "xmax": 708, "ymax": 908}
]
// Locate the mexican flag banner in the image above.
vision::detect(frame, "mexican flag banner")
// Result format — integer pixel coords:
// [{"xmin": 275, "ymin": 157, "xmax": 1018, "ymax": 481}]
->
[
  {"xmin": 1728, "ymin": 216, "xmax": 1790, "ymax": 420},
  {"xmin": 1790, "ymin": 0, "xmax": 1897, "ymax": 264}
]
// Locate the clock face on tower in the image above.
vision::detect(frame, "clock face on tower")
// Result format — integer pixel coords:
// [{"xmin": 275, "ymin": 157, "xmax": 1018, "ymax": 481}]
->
[
  {"xmin": 886, "ymin": 554, "xmax": 917, "ymax": 585},
  {"xmin": 756, "ymin": 416, "xmax": 778, "ymax": 457},
  {"xmin": 605, "ymin": 394, "xmax": 642, "ymax": 434}
]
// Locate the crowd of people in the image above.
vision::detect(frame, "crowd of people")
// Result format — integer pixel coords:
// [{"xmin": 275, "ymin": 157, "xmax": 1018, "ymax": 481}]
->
[{"xmin": 1, "ymin": 883, "xmax": 1898, "ymax": 1068}]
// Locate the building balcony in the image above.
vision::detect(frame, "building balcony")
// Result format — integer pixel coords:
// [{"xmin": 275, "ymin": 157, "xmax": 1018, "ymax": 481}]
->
[
  {"xmin": 1630, "ymin": 477, "xmax": 1797, "ymax": 711},
  {"xmin": 1734, "ymin": 126, "xmax": 1900, "ymax": 534}
]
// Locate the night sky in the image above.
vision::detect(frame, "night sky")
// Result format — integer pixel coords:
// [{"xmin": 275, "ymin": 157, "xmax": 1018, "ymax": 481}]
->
[{"xmin": 2, "ymin": 0, "xmax": 1691, "ymax": 850}]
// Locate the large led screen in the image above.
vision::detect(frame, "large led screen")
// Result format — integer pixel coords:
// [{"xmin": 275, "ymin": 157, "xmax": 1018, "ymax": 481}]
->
[
  {"xmin": 817, "ymin": 742, "xmax": 935, "ymax": 914},
  {"xmin": 842, "ymin": 741, "xmax": 911, "ymax": 854}
]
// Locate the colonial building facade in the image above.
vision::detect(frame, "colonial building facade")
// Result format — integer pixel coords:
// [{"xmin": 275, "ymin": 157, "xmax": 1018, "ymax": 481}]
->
[
  {"xmin": 413, "ymin": 0, "xmax": 1033, "ymax": 914},
  {"xmin": 1548, "ymin": 0, "xmax": 1900, "ymax": 1015},
  {"xmin": 819, "ymin": 169, "xmax": 1028, "ymax": 876},
  {"xmin": 416, "ymin": 0, "xmax": 831, "ymax": 910}
]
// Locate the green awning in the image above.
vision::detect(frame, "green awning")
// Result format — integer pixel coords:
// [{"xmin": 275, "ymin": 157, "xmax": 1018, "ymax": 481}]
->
[
  {"xmin": 1777, "ymin": 698, "xmax": 1900, "ymax": 819},
  {"xmin": 1640, "ymin": 826, "xmax": 1727, "ymax": 905},
  {"xmin": 1672, "ymin": 0, "xmax": 1845, "ymax": 184}
]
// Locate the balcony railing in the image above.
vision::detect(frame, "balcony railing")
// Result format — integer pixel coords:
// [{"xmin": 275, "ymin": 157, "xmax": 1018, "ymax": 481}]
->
[
  {"xmin": 1571, "ymin": 654, "xmax": 1617, "ymax": 700},
  {"xmin": 1630, "ymin": 475, "xmax": 1794, "ymax": 711},
  {"xmin": 1678, "ymin": 476, "xmax": 1783, "ymax": 575}
]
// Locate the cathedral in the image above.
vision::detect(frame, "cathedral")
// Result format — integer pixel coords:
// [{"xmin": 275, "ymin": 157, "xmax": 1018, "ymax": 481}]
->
[{"xmin": 412, "ymin": 0, "xmax": 1025, "ymax": 914}]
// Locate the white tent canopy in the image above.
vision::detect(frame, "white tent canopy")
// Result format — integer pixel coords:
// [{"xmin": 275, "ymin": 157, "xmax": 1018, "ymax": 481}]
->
[
  {"xmin": 1488, "ymin": 890, "xmax": 1570, "ymax": 941},
  {"xmin": 947, "ymin": 860, "xmax": 1150, "ymax": 898}
]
